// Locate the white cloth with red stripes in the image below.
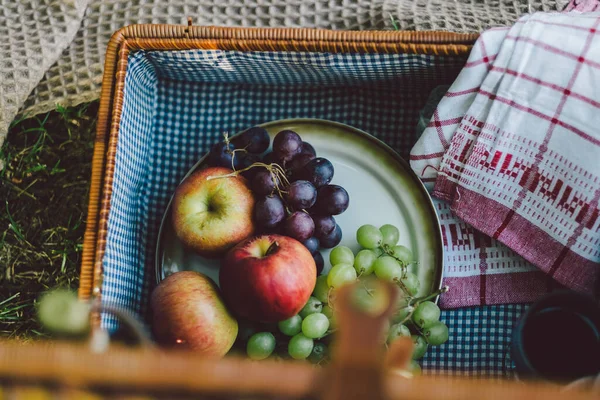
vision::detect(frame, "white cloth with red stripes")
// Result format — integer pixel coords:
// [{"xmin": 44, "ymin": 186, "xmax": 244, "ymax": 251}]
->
[{"xmin": 411, "ymin": 12, "xmax": 600, "ymax": 307}]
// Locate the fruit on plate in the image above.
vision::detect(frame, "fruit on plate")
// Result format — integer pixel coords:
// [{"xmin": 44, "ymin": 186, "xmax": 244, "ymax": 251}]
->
[
  {"xmin": 246, "ymin": 332, "xmax": 276, "ymax": 360},
  {"xmin": 293, "ymin": 222, "xmax": 450, "ymax": 368},
  {"xmin": 283, "ymin": 211, "xmax": 315, "ymax": 242},
  {"xmin": 171, "ymin": 166, "xmax": 255, "ymax": 256},
  {"xmin": 220, "ymin": 234, "xmax": 317, "ymax": 323},
  {"xmin": 273, "ymin": 130, "xmax": 303, "ymax": 163},
  {"xmin": 227, "ymin": 222, "xmax": 448, "ymax": 369},
  {"xmin": 233, "ymin": 126, "xmax": 271, "ymax": 154},
  {"xmin": 206, "ymin": 128, "xmax": 350, "ymax": 268},
  {"xmin": 151, "ymin": 271, "xmax": 238, "ymax": 358}
]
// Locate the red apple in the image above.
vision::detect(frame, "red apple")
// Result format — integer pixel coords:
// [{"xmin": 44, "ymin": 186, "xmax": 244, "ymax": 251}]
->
[
  {"xmin": 171, "ymin": 167, "xmax": 255, "ymax": 256},
  {"xmin": 220, "ymin": 234, "xmax": 317, "ymax": 322},
  {"xmin": 151, "ymin": 271, "xmax": 238, "ymax": 358}
]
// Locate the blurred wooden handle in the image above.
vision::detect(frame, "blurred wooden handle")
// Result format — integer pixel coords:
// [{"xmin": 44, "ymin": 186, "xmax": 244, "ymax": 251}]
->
[
  {"xmin": 323, "ymin": 281, "xmax": 400, "ymax": 400},
  {"xmin": 0, "ymin": 282, "xmax": 597, "ymax": 399},
  {"xmin": 0, "ymin": 340, "xmax": 596, "ymax": 400}
]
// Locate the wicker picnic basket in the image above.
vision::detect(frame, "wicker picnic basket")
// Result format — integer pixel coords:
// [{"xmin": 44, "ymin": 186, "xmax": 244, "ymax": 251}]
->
[
  {"xmin": 24, "ymin": 20, "xmax": 591, "ymax": 399},
  {"xmin": 79, "ymin": 21, "xmax": 478, "ymax": 303}
]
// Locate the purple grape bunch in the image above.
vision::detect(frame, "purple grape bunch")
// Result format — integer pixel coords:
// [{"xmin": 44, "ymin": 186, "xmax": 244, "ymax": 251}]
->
[
  {"xmin": 207, "ymin": 127, "xmax": 350, "ymax": 274},
  {"xmin": 206, "ymin": 127, "xmax": 270, "ymax": 178}
]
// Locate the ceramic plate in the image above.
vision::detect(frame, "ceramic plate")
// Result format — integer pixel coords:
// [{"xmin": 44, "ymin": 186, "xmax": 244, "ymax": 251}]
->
[{"xmin": 155, "ymin": 119, "xmax": 443, "ymax": 299}]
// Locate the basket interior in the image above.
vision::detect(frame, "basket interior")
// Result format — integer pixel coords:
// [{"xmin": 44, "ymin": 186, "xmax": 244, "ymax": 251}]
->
[{"xmin": 103, "ymin": 48, "xmax": 526, "ymax": 376}]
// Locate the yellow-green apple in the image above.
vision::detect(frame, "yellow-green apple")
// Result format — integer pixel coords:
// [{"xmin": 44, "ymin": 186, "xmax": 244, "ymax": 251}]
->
[
  {"xmin": 151, "ymin": 271, "xmax": 238, "ymax": 358},
  {"xmin": 220, "ymin": 234, "xmax": 317, "ymax": 322},
  {"xmin": 171, "ymin": 167, "xmax": 255, "ymax": 256}
]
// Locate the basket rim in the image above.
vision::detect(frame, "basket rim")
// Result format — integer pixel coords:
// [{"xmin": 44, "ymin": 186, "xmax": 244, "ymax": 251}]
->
[
  {"xmin": 78, "ymin": 22, "xmax": 477, "ymax": 308},
  {"xmin": 115, "ymin": 23, "xmax": 480, "ymax": 43}
]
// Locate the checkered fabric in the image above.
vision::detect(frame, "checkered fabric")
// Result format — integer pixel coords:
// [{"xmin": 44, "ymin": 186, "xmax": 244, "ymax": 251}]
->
[
  {"xmin": 104, "ymin": 48, "xmax": 525, "ymax": 376},
  {"xmin": 102, "ymin": 54, "xmax": 158, "ymax": 327},
  {"xmin": 422, "ymin": 304, "xmax": 527, "ymax": 376},
  {"xmin": 411, "ymin": 13, "xmax": 600, "ymax": 307}
]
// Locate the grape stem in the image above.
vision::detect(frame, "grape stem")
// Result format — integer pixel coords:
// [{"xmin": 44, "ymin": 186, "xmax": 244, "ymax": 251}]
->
[
  {"xmin": 360, "ymin": 280, "xmax": 375, "ymax": 298},
  {"xmin": 396, "ymin": 286, "xmax": 449, "ymax": 325},
  {"xmin": 205, "ymin": 156, "xmax": 297, "ymax": 217},
  {"xmin": 230, "ymin": 148, "xmax": 248, "ymax": 171},
  {"xmin": 206, "ymin": 161, "xmax": 286, "ymax": 182},
  {"xmin": 399, "ymin": 307, "xmax": 416, "ymax": 325},
  {"xmin": 222, "ymin": 131, "xmax": 231, "ymax": 148},
  {"xmin": 408, "ymin": 285, "xmax": 449, "ymax": 306},
  {"xmin": 394, "ymin": 277, "xmax": 412, "ymax": 297},
  {"xmin": 380, "ymin": 243, "xmax": 413, "ymax": 271},
  {"xmin": 205, "ymin": 159, "xmax": 293, "ymax": 210},
  {"xmin": 221, "ymin": 131, "xmax": 240, "ymax": 172}
]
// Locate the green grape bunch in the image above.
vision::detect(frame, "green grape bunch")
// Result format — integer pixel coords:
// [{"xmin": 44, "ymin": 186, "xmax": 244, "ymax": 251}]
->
[{"xmin": 321, "ymin": 223, "xmax": 449, "ymax": 369}]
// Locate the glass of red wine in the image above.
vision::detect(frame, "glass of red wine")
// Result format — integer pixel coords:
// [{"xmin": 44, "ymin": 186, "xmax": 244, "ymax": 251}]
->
[{"xmin": 511, "ymin": 290, "xmax": 600, "ymax": 383}]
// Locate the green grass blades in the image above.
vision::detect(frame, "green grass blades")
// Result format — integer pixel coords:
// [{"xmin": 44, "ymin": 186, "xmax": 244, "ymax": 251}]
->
[{"xmin": 0, "ymin": 102, "xmax": 97, "ymax": 338}]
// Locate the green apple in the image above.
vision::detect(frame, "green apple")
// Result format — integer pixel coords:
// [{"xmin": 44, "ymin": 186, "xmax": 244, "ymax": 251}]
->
[{"xmin": 171, "ymin": 167, "xmax": 255, "ymax": 256}]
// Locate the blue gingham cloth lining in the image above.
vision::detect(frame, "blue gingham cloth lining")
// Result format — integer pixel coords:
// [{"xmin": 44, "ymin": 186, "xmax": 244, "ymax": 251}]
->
[{"xmin": 104, "ymin": 49, "xmax": 525, "ymax": 376}]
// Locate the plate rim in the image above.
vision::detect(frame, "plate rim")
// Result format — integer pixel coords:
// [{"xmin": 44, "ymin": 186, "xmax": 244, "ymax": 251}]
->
[{"xmin": 154, "ymin": 118, "xmax": 444, "ymax": 300}]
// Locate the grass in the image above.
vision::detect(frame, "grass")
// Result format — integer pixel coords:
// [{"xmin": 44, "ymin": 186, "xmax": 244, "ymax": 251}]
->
[{"xmin": 0, "ymin": 102, "xmax": 98, "ymax": 339}]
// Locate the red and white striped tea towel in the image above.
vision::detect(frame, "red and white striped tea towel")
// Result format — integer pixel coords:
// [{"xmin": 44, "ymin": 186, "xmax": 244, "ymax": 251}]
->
[{"xmin": 412, "ymin": 12, "xmax": 600, "ymax": 306}]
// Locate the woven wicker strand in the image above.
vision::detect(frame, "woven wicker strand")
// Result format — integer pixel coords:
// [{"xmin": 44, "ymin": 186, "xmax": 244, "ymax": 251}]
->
[
  {"xmin": 79, "ymin": 23, "xmax": 476, "ymax": 305},
  {"xmin": 124, "ymin": 38, "xmax": 473, "ymax": 55}
]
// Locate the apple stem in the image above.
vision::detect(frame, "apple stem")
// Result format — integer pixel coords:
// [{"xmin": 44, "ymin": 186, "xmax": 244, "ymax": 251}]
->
[{"xmin": 265, "ymin": 241, "xmax": 280, "ymax": 256}]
